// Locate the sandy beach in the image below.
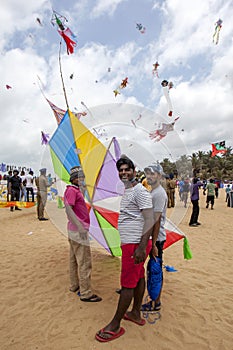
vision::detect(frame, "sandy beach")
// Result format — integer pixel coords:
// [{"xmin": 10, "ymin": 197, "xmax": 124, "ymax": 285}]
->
[{"xmin": 0, "ymin": 189, "xmax": 233, "ymax": 350}]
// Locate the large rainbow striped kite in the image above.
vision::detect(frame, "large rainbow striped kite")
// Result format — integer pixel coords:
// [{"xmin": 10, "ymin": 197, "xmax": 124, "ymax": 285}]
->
[{"xmin": 49, "ymin": 110, "xmax": 192, "ymax": 259}]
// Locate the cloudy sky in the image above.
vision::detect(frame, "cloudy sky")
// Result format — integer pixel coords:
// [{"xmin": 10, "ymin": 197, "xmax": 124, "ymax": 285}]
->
[{"xmin": 0, "ymin": 0, "xmax": 232, "ymax": 174}]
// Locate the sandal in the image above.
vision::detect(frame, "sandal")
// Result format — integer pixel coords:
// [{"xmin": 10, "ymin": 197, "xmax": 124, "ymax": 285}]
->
[
  {"xmin": 141, "ymin": 301, "xmax": 161, "ymax": 311},
  {"xmin": 80, "ymin": 294, "xmax": 102, "ymax": 302}
]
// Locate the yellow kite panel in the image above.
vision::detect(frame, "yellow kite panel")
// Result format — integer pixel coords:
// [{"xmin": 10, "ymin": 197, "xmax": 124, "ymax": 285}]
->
[{"xmin": 69, "ymin": 110, "xmax": 107, "ymax": 199}]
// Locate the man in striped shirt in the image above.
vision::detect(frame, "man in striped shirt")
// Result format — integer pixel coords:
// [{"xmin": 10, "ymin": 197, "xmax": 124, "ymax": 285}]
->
[{"xmin": 96, "ymin": 156, "xmax": 154, "ymax": 342}]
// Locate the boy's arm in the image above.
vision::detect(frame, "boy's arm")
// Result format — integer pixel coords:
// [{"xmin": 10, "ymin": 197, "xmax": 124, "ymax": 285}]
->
[
  {"xmin": 133, "ymin": 207, "xmax": 154, "ymax": 264},
  {"xmin": 65, "ymin": 204, "xmax": 87, "ymax": 234},
  {"xmin": 151, "ymin": 212, "xmax": 162, "ymax": 258}
]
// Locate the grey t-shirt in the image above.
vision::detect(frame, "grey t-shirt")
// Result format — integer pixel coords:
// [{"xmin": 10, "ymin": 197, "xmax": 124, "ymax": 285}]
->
[{"xmin": 151, "ymin": 185, "xmax": 167, "ymax": 241}]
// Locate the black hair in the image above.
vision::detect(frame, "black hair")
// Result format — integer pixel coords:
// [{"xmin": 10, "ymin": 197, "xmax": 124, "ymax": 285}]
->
[{"xmin": 116, "ymin": 157, "xmax": 135, "ymax": 171}]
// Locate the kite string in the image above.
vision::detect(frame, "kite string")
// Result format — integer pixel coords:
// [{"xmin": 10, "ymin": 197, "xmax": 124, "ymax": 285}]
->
[{"xmin": 59, "ymin": 40, "xmax": 69, "ymax": 110}]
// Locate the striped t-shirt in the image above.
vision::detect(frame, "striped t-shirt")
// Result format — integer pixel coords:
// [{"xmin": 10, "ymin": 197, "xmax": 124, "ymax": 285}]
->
[{"xmin": 118, "ymin": 183, "xmax": 153, "ymax": 244}]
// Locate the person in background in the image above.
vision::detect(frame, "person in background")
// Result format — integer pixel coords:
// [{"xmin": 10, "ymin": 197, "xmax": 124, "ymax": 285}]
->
[
  {"xmin": 64, "ymin": 166, "xmax": 102, "ymax": 302},
  {"xmin": 6, "ymin": 170, "xmax": 12, "ymax": 201},
  {"xmin": 182, "ymin": 178, "xmax": 190, "ymax": 208},
  {"xmin": 206, "ymin": 178, "xmax": 216, "ymax": 210},
  {"xmin": 35, "ymin": 168, "xmax": 50, "ymax": 221},
  {"xmin": 189, "ymin": 178, "xmax": 202, "ymax": 227},
  {"xmin": 225, "ymin": 184, "xmax": 231, "ymax": 202},
  {"xmin": 47, "ymin": 173, "xmax": 53, "ymax": 186},
  {"xmin": 20, "ymin": 170, "xmax": 27, "ymax": 202},
  {"xmin": 25, "ymin": 170, "xmax": 35, "ymax": 202},
  {"xmin": 167, "ymin": 174, "xmax": 176, "ymax": 208},
  {"xmin": 178, "ymin": 178, "xmax": 184, "ymax": 201},
  {"xmin": 214, "ymin": 180, "xmax": 219, "ymax": 199},
  {"xmin": 8, "ymin": 170, "xmax": 23, "ymax": 211}
]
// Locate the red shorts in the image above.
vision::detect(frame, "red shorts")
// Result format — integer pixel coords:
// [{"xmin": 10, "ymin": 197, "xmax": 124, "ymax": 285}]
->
[{"xmin": 121, "ymin": 240, "xmax": 152, "ymax": 289}]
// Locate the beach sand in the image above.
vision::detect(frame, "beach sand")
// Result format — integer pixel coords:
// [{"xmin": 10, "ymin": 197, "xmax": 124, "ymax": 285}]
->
[{"xmin": 0, "ymin": 189, "xmax": 233, "ymax": 350}]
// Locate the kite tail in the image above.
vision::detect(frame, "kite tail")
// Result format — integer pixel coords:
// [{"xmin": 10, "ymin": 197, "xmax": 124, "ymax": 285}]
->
[
  {"xmin": 60, "ymin": 31, "xmax": 76, "ymax": 54},
  {"xmin": 183, "ymin": 237, "xmax": 193, "ymax": 260}
]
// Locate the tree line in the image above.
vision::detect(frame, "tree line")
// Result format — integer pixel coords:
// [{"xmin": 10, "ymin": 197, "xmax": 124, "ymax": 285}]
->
[{"xmin": 160, "ymin": 147, "xmax": 233, "ymax": 180}]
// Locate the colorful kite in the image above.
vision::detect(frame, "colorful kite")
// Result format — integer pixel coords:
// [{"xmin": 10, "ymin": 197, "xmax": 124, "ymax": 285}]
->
[
  {"xmin": 213, "ymin": 19, "xmax": 223, "ymax": 45},
  {"xmin": 6, "ymin": 85, "xmax": 12, "ymax": 89},
  {"xmin": 51, "ymin": 11, "xmax": 77, "ymax": 54},
  {"xmin": 120, "ymin": 77, "xmax": 128, "ymax": 88},
  {"xmin": 113, "ymin": 77, "xmax": 128, "ymax": 97},
  {"xmin": 161, "ymin": 80, "xmax": 173, "ymax": 117},
  {"xmin": 136, "ymin": 23, "xmax": 146, "ymax": 34},
  {"xmin": 211, "ymin": 140, "xmax": 227, "ymax": 157},
  {"xmin": 149, "ymin": 117, "xmax": 179, "ymax": 142},
  {"xmin": 48, "ymin": 110, "xmax": 192, "ymax": 259}
]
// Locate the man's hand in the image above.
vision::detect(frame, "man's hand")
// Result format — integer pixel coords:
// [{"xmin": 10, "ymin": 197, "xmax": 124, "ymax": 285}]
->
[
  {"xmin": 133, "ymin": 246, "xmax": 146, "ymax": 264},
  {"xmin": 151, "ymin": 245, "xmax": 158, "ymax": 258},
  {"xmin": 80, "ymin": 230, "xmax": 88, "ymax": 241}
]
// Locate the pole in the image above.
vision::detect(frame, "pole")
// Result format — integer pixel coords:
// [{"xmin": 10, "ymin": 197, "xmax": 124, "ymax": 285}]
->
[{"xmin": 58, "ymin": 41, "xmax": 69, "ymax": 110}]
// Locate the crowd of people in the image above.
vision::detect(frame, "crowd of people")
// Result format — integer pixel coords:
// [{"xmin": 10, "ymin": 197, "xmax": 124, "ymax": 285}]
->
[{"xmin": 1, "ymin": 168, "xmax": 53, "ymax": 220}]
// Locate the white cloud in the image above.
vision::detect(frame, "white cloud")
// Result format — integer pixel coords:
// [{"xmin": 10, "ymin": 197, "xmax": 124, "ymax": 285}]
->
[
  {"xmin": 90, "ymin": 0, "xmax": 127, "ymax": 18},
  {"xmin": 0, "ymin": 0, "xmax": 232, "ymax": 174}
]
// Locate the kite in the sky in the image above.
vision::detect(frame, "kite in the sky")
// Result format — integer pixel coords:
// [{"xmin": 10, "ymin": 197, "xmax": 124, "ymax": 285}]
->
[
  {"xmin": 51, "ymin": 10, "xmax": 77, "ymax": 54},
  {"xmin": 213, "ymin": 19, "xmax": 223, "ymax": 45},
  {"xmin": 113, "ymin": 89, "xmax": 120, "ymax": 97},
  {"xmin": 120, "ymin": 77, "xmax": 128, "ymax": 88},
  {"xmin": 161, "ymin": 80, "xmax": 173, "ymax": 117},
  {"xmin": 136, "ymin": 23, "xmax": 146, "ymax": 34},
  {"xmin": 36, "ymin": 17, "xmax": 43, "ymax": 26},
  {"xmin": 41, "ymin": 131, "xmax": 50, "ymax": 145},
  {"xmin": 46, "ymin": 98, "xmax": 66, "ymax": 124},
  {"xmin": 74, "ymin": 111, "xmax": 87, "ymax": 119},
  {"xmin": 113, "ymin": 77, "xmax": 128, "ymax": 97},
  {"xmin": 131, "ymin": 113, "xmax": 142, "ymax": 127},
  {"xmin": 152, "ymin": 62, "xmax": 160, "ymax": 77},
  {"xmin": 149, "ymin": 117, "xmax": 179, "ymax": 142},
  {"xmin": 92, "ymin": 127, "xmax": 108, "ymax": 139},
  {"xmin": 6, "ymin": 85, "xmax": 12, "ymax": 89},
  {"xmin": 48, "ymin": 110, "xmax": 192, "ymax": 259}
]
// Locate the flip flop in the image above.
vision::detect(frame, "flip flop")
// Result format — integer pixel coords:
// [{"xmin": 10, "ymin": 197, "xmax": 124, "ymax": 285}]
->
[
  {"xmin": 80, "ymin": 294, "xmax": 102, "ymax": 302},
  {"xmin": 141, "ymin": 301, "xmax": 161, "ymax": 312},
  {"xmin": 123, "ymin": 313, "xmax": 146, "ymax": 326},
  {"xmin": 95, "ymin": 327, "xmax": 125, "ymax": 342}
]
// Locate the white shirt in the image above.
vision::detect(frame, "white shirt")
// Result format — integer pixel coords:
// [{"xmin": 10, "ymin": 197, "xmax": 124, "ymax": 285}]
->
[
  {"xmin": 25, "ymin": 174, "xmax": 34, "ymax": 188},
  {"xmin": 118, "ymin": 183, "xmax": 153, "ymax": 244}
]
